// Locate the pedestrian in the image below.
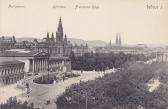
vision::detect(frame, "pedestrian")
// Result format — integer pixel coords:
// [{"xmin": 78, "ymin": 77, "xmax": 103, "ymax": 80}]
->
[{"xmin": 63, "ymin": 76, "xmax": 65, "ymax": 82}]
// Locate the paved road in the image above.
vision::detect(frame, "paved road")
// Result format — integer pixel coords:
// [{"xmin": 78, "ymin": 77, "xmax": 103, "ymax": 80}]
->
[
  {"xmin": 18, "ymin": 69, "xmax": 116, "ymax": 109},
  {"xmin": 18, "ymin": 71, "xmax": 100, "ymax": 109}
]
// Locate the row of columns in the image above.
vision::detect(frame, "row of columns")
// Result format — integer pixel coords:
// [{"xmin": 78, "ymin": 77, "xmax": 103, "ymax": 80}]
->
[
  {"xmin": 0, "ymin": 64, "xmax": 24, "ymax": 76},
  {"xmin": 29, "ymin": 58, "xmax": 69, "ymax": 74},
  {"xmin": 0, "ymin": 64, "xmax": 25, "ymax": 85},
  {"xmin": 32, "ymin": 58, "xmax": 49, "ymax": 73},
  {"xmin": 156, "ymin": 53, "xmax": 168, "ymax": 62}
]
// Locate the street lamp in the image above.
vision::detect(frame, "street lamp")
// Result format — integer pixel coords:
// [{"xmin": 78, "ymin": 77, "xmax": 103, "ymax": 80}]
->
[{"xmin": 85, "ymin": 91, "xmax": 88, "ymax": 109}]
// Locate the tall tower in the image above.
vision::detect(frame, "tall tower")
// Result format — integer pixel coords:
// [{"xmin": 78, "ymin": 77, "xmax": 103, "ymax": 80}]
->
[
  {"xmin": 56, "ymin": 17, "xmax": 63, "ymax": 43},
  {"xmin": 64, "ymin": 34, "xmax": 67, "ymax": 43},
  {"xmin": 109, "ymin": 40, "xmax": 111, "ymax": 47},
  {"xmin": 115, "ymin": 33, "xmax": 118, "ymax": 45},
  {"xmin": 51, "ymin": 32, "xmax": 55, "ymax": 43},
  {"xmin": 46, "ymin": 32, "xmax": 50, "ymax": 43},
  {"xmin": 118, "ymin": 33, "xmax": 122, "ymax": 46}
]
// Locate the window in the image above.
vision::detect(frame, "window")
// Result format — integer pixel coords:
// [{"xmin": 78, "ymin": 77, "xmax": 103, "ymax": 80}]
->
[{"xmin": 58, "ymin": 48, "xmax": 60, "ymax": 54}]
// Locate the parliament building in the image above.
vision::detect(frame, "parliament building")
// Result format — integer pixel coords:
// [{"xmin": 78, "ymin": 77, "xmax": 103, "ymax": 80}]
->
[{"xmin": 0, "ymin": 61, "xmax": 25, "ymax": 85}]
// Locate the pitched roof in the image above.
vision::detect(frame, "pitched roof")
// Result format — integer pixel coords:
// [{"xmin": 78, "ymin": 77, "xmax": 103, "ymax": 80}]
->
[
  {"xmin": 0, "ymin": 60, "xmax": 24, "ymax": 66},
  {"xmin": 0, "ymin": 50, "xmax": 49, "ymax": 57}
]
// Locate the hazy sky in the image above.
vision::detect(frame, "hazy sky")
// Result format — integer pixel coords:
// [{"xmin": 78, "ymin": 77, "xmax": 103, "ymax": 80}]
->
[{"xmin": 0, "ymin": 0, "xmax": 168, "ymax": 45}]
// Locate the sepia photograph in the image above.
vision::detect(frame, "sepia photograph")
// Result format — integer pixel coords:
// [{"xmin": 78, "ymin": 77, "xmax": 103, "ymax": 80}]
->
[{"xmin": 0, "ymin": 0, "xmax": 168, "ymax": 109}]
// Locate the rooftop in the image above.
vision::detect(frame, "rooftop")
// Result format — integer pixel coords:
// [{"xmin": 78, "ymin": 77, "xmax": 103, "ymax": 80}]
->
[{"xmin": 0, "ymin": 60, "xmax": 24, "ymax": 66}]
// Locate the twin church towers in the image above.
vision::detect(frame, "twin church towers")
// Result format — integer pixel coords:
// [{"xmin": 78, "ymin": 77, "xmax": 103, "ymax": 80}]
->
[
  {"xmin": 115, "ymin": 33, "xmax": 122, "ymax": 46},
  {"xmin": 109, "ymin": 33, "xmax": 122, "ymax": 47}
]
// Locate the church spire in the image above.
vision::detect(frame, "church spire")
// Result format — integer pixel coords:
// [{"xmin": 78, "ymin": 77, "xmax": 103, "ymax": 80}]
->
[
  {"xmin": 119, "ymin": 33, "xmax": 122, "ymax": 46},
  {"xmin": 58, "ymin": 17, "xmax": 63, "ymax": 32},
  {"xmin": 116, "ymin": 33, "xmax": 118, "ymax": 45},
  {"xmin": 47, "ymin": 32, "xmax": 50, "ymax": 42},
  {"xmin": 51, "ymin": 32, "xmax": 55, "ymax": 43},
  {"xmin": 64, "ymin": 34, "xmax": 67, "ymax": 43},
  {"xmin": 56, "ymin": 16, "xmax": 64, "ymax": 42},
  {"xmin": 109, "ymin": 40, "xmax": 111, "ymax": 47}
]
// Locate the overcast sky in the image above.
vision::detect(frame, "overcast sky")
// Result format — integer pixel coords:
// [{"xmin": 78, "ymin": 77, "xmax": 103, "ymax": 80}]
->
[{"xmin": 0, "ymin": 0, "xmax": 168, "ymax": 45}]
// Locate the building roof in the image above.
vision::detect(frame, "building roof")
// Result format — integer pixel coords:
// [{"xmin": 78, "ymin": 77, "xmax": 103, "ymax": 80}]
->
[
  {"xmin": 0, "ymin": 49, "xmax": 49, "ymax": 57},
  {"xmin": 49, "ymin": 56, "xmax": 70, "ymax": 61},
  {"xmin": 0, "ymin": 60, "xmax": 24, "ymax": 66}
]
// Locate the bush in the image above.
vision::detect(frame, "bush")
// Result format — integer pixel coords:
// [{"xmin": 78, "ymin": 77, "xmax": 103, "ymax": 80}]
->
[
  {"xmin": 46, "ymin": 100, "xmax": 50, "ymax": 105},
  {"xmin": 33, "ymin": 76, "xmax": 54, "ymax": 84},
  {"xmin": 0, "ymin": 97, "xmax": 35, "ymax": 109},
  {"xmin": 65, "ymin": 73, "xmax": 80, "ymax": 78}
]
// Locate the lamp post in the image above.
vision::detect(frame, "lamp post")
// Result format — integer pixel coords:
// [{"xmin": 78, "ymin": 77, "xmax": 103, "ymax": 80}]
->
[{"xmin": 85, "ymin": 91, "xmax": 88, "ymax": 109}]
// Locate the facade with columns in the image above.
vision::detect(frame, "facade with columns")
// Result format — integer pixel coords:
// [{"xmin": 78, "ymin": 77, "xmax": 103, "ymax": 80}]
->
[
  {"xmin": 0, "ymin": 61, "xmax": 25, "ymax": 85},
  {"xmin": 0, "ymin": 49, "xmax": 71, "ymax": 76},
  {"xmin": 28, "ymin": 51, "xmax": 71, "ymax": 75},
  {"xmin": 29, "ymin": 51, "xmax": 50, "ymax": 74},
  {"xmin": 156, "ymin": 51, "xmax": 168, "ymax": 62}
]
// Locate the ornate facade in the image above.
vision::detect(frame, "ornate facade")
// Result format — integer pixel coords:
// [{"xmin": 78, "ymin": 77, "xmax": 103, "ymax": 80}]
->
[
  {"xmin": 32, "ymin": 17, "xmax": 72, "ymax": 57},
  {"xmin": 0, "ymin": 50, "xmax": 71, "ymax": 75},
  {"xmin": 28, "ymin": 51, "xmax": 71, "ymax": 74},
  {"xmin": 0, "ymin": 61, "xmax": 25, "ymax": 85}
]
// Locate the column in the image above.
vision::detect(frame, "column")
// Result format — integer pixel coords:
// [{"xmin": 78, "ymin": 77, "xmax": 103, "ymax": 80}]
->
[
  {"xmin": 39, "ymin": 59, "xmax": 41, "ymax": 72},
  {"xmin": 32, "ymin": 60, "xmax": 34, "ymax": 73},
  {"xmin": 34, "ymin": 59, "xmax": 35, "ymax": 73},
  {"xmin": 42, "ymin": 59, "xmax": 44, "ymax": 71},
  {"xmin": 38, "ymin": 59, "xmax": 40, "ymax": 72},
  {"xmin": 44, "ymin": 59, "xmax": 47, "ymax": 71},
  {"xmin": 41, "ymin": 59, "xmax": 43, "ymax": 71},
  {"xmin": 37, "ymin": 59, "xmax": 39, "ymax": 73},
  {"xmin": 43, "ymin": 59, "xmax": 45, "ymax": 71},
  {"xmin": 40, "ymin": 59, "xmax": 42, "ymax": 71}
]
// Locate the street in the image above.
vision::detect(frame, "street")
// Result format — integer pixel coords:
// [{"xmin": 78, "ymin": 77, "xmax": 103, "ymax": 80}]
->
[{"xmin": 0, "ymin": 69, "xmax": 116, "ymax": 109}]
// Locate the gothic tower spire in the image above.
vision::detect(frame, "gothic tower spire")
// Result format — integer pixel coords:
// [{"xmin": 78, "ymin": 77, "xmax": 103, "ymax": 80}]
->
[
  {"xmin": 51, "ymin": 32, "xmax": 55, "ymax": 43},
  {"xmin": 64, "ymin": 34, "xmax": 67, "ymax": 43},
  {"xmin": 47, "ymin": 32, "xmax": 50, "ymax": 43},
  {"xmin": 119, "ymin": 33, "xmax": 121, "ymax": 46},
  {"xmin": 116, "ymin": 33, "xmax": 118, "ymax": 45},
  {"xmin": 56, "ymin": 17, "xmax": 63, "ymax": 42},
  {"xmin": 109, "ymin": 40, "xmax": 111, "ymax": 47}
]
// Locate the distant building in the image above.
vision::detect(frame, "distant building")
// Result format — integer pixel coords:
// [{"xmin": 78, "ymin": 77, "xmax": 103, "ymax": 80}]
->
[
  {"xmin": 72, "ymin": 44, "xmax": 89, "ymax": 57},
  {"xmin": 94, "ymin": 34, "xmax": 150, "ymax": 55},
  {"xmin": 0, "ymin": 36, "xmax": 16, "ymax": 51},
  {"xmin": 0, "ymin": 61, "xmax": 25, "ymax": 85},
  {"xmin": 15, "ymin": 41, "xmax": 33, "ymax": 49}
]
